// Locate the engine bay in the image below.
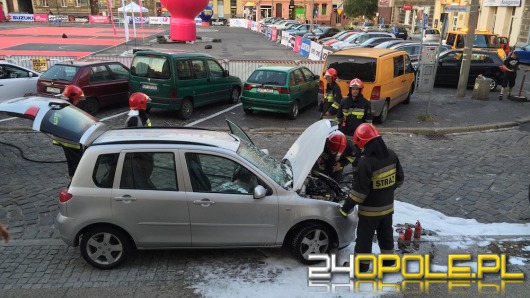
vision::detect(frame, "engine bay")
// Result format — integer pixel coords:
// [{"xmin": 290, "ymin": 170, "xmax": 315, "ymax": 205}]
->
[{"xmin": 299, "ymin": 172, "xmax": 352, "ymax": 202}]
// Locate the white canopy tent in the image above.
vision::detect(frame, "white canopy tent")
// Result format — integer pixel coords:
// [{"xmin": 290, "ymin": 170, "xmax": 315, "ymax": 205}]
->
[{"xmin": 117, "ymin": 2, "xmax": 149, "ymax": 13}]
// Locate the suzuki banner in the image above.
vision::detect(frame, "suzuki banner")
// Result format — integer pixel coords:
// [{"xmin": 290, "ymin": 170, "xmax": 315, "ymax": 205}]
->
[
  {"xmin": 308, "ymin": 41, "xmax": 323, "ymax": 61},
  {"xmin": 7, "ymin": 14, "xmax": 34, "ymax": 22}
]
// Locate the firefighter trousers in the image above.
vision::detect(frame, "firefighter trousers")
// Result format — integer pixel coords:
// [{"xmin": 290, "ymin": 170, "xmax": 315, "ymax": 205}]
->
[{"xmin": 354, "ymin": 213, "xmax": 395, "ymax": 256}]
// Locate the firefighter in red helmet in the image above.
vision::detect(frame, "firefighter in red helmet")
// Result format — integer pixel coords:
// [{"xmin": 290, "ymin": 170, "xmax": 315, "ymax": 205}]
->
[
  {"xmin": 61, "ymin": 85, "xmax": 85, "ymax": 106},
  {"xmin": 312, "ymin": 130, "xmax": 356, "ymax": 183},
  {"xmin": 319, "ymin": 68, "xmax": 342, "ymax": 120},
  {"xmin": 339, "ymin": 123, "xmax": 404, "ymax": 273},
  {"xmin": 125, "ymin": 92, "xmax": 152, "ymax": 127}
]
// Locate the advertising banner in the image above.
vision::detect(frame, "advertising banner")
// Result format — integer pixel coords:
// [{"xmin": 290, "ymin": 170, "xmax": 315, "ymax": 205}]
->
[
  {"xmin": 272, "ymin": 27, "xmax": 278, "ymax": 42},
  {"xmin": 74, "ymin": 16, "xmax": 89, "ymax": 23},
  {"xmin": 308, "ymin": 41, "xmax": 324, "ymax": 61},
  {"xmin": 7, "ymin": 14, "xmax": 34, "ymax": 22},
  {"xmin": 483, "ymin": 0, "xmax": 521, "ymax": 6},
  {"xmin": 321, "ymin": 49, "xmax": 333, "ymax": 61},
  {"xmin": 256, "ymin": 22, "xmax": 261, "ymax": 32},
  {"xmin": 281, "ymin": 31, "xmax": 290, "ymax": 46},
  {"xmin": 229, "ymin": 18, "xmax": 247, "ymax": 28},
  {"xmin": 299, "ymin": 38, "xmax": 311, "ymax": 57},
  {"xmin": 293, "ymin": 36, "xmax": 302, "ymax": 53},
  {"xmin": 149, "ymin": 17, "xmax": 170, "ymax": 25},
  {"xmin": 266, "ymin": 26, "xmax": 272, "ymax": 40},
  {"xmin": 31, "ymin": 58, "xmax": 48, "ymax": 72},
  {"xmin": 49, "ymin": 15, "xmax": 68, "ymax": 22},
  {"xmin": 33, "ymin": 14, "xmax": 48, "ymax": 22},
  {"xmin": 89, "ymin": 15, "xmax": 109, "ymax": 23},
  {"xmin": 126, "ymin": 16, "xmax": 150, "ymax": 24},
  {"xmin": 251, "ymin": 21, "xmax": 257, "ymax": 32}
]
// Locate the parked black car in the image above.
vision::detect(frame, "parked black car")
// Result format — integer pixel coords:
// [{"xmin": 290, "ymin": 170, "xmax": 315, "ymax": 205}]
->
[
  {"xmin": 389, "ymin": 42, "xmax": 452, "ymax": 66},
  {"xmin": 387, "ymin": 25, "xmax": 408, "ymax": 40},
  {"xmin": 435, "ymin": 50, "xmax": 504, "ymax": 91},
  {"xmin": 303, "ymin": 27, "xmax": 341, "ymax": 41}
]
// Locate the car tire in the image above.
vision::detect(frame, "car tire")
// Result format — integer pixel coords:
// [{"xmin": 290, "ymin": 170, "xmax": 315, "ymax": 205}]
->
[
  {"xmin": 80, "ymin": 226, "xmax": 133, "ymax": 270},
  {"xmin": 374, "ymin": 100, "xmax": 389, "ymax": 124},
  {"xmin": 229, "ymin": 86, "xmax": 240, "ymax": 104},
  {"xmin": 178, "ymin": 98, "xmax": 193, "ymax": 120},
  {"xmin": 291, "ymin": 224, "xmax": 332, "ymax": 264},
  {"xmin": 243, "ymin": 108, "xmax": 253, "ymax": 115},
  {"xmin": 83, "ymin": 97, "xmax": 100, "ymax": 115},
  {"xmin": 287, "ymin": 101, "xmax": 300, "ymax": 120},
  {"xmin": 485, "ymin": 76, "xmax": 498, "ymax": 92},
  {"xmin": 403, "ymin": 85, "xmax": 413, "ymax": 104}
]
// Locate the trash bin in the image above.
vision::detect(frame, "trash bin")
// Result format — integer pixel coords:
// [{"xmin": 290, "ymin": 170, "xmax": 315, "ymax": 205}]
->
[{"xmin": 472, "ymin": 75, "xmax": 491, "ymax": 100}]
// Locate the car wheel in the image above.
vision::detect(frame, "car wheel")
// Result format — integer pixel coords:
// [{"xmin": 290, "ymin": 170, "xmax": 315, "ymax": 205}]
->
[
  {"xmin": 243, "ymin": 108, "xmax": 253, "ymax": 115},
  {"xmin": 80, "ymin": 226, "xmax": 132, "ymax": 269},
  {"xmin": 485, "ymin": 76, "xmax": 498, "ymax": 92},
  {"xmin": 291, "ymin": 224, "xmax": 332, "ymax": 264},
  {"xmin": 403, "ymin": 85, "xmax": 413, "ymax": 104},
  {"xmin": 82, "ymin": 97, "xmax": 100, "ymax": 115},
  {"xmin": 374, "ymin": 100, "xmax": 389, "ymax": 123},
  {"xmin": 287, "ymin": 101, "xmax": 300, "ymax": 120},
  {"xmin": 178, "ymin": 98, "xmax": 193, "ymax": 120},
  {"xmin": 229, "ymin": 86, "xmax": 240, "ymax": 103}
]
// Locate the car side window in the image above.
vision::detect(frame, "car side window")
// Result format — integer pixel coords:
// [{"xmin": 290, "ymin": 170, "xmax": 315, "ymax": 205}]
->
[
  {"xmin": 446, "ymin": 34, "xmax": 456, "ymax": 48},
  {"xmin": 186, "ymin": 153, "xmax": 259, "ymax": 194},
  {"xmin": 207, "ymin": 60, "xmax": 224, "ymax": 78},
  {"xmin": 120, "ymin": 152, "xmax": 177, "ymax": 191},
  {"xmin": 191, "ymin": 59, "xmax": 207, "ymax": 79},
  {"xmin": 393, "ymin": 55, "xmax": 404, "ymax": 77},
  {"xmin": 93, "ymin": 153, "xmax": 119, "ymax": 188},
  {"xmin": 0, "ymin": 65, "xmax": 30, "ymax": 79},
  {"xmin": 107, "ymin": 64, "xmax": 129, "ymax": 80},
  {"xmin": 405, "ymin": 55, "xmax": 414, "ymax": 74},
  {"xmin": 301, "ymin": 67, "xmax": 315, "ymax": 81},
  {"xmin": 293, "ymin": 69, "xmax": 305, "ymax": 85},
  {"xmin": 176, "ymin": 60, "xmax": 193, "ymax": 80},
  {"xmin": 90, "ymin": 65, "xmax": 111, "ymax": 82}
]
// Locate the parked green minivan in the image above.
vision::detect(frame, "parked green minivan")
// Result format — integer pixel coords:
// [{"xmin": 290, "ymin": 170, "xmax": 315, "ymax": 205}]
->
[{"xmin": 129, "ymin": 51, "xmax": 242, "ymax": 119}]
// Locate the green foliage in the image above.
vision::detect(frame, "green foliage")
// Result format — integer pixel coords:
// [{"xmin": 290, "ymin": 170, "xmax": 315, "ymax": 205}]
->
[{"xmin": 343, "ymin": 0, "xmax": 378, "ymax": 19}]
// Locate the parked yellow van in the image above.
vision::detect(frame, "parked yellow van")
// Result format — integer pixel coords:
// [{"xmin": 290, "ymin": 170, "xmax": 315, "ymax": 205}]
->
[
  {"xmin": 318, "ymin": 48, "xmax": 416, "ymax": 123},
  {"xmin": 444, "ymin": 29, "xmax": 505, "ymax": 60}
]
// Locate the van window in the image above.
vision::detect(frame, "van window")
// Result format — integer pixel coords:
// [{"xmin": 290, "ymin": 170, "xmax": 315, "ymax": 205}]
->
[
  {"xmin": 207, "ymin": 60, "xmax": 224, "ymax": 78},
  {"xmin": 326, "ymin": 56, "xmax": 376, "ymax": 82},
  {"xmin": 131, "ymin": 56, "xmax": 171, "ymax": 80},
  {"xmin": 176, "ymin": 60, "xmax": 192, "ymax": 80},
  {"xmin": 393, "ymin": 55, "xmax": 404, "ymax": 77},
  {"xmin": 405, "ymin": 55, "xmax": 414, "ymax": 74},
  {"xmin": 446, "ymin": 33, "xmax": 456, "ymax": 47},
  {"xmin": 191, "ymin": 59, "xmax": 207, "ymax": 79}
]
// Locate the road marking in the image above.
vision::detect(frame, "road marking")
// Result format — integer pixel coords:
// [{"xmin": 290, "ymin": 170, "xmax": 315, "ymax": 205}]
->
[
  {"xmin": 185, "ymin": 103, "xmax": 242, "ymax": 127},
  {"xmin": 0, "ymin": 117, "xmax": 17, "ymax": 122}
]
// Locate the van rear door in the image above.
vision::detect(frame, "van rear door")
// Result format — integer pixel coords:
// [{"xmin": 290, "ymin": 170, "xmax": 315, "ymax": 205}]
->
[{"xmin": 130, "ymin": 55, "xmax": 172, "ymax": 105}]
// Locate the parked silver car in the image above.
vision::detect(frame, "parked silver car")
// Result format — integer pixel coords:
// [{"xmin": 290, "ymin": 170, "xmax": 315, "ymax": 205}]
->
[{"xmin": 0, "ymin": 97, "xmax": 357, "ymax": 269}]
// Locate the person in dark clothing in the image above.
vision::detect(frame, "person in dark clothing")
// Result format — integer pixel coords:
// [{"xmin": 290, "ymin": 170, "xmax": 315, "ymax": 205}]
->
[
  {"xmin": 125, "ymin": 92, "xmax": 152, "ymax": 127},
  {"xmin": 499, "ymin": 51, "xmax": 520, "ymax": 100},
  {"xmin": 339, "ymin": 123, "xmax": 404, "ymax": 273},
  {"xmin": 338, "ymin": 78, "xmax": 372, "ymax": 138},
  {"xmin": 312, "ymin": 131, "xmax": 355, "ymax": 183},
  {"xmin": 320, "ymin": 68, "xmax": 342, "ymax": 120}
]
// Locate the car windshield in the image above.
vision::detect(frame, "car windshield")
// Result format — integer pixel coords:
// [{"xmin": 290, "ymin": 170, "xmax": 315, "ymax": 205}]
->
[
  {"xmin": 326, "ymin": 56, "xmax": 377, "ymax": 82},
  {"xmin": 313, "ymin": 28, "xmax": 324, "ymax": 34},
  {"xmin": 247, "ymin": 70, "xmax": 287, "ymax": 85},
  {"xmin": 40, "ymin": 64, "xmax": 79, "ymax": 81},
  {"xmin": 237, "ymin": 138, "xmax": 291, "ymax": 188},
  {"xmin": 473, "ymin": 34, "xmax": 500, "ymax": 49}
]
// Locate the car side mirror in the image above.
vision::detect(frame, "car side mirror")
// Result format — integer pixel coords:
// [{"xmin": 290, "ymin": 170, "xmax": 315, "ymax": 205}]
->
[
  {"xmin": 223, "ymin": 69, "xmax": 229, "ymax": 77},
  {"xmin": 28, "ymin": 72, "xmax": 34, "ymax": 78},
  {"xmin": 253, "ymin": 185, "xmax": 267, "ymax": 199}
]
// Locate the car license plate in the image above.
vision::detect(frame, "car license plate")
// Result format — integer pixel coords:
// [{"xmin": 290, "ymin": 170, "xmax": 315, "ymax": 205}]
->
[
  {"xmin": 257, "ymin": 88, "xmax": 274, "ymax": 93},
  {"xmin": 142, "ymin": 84, "xmax": 158, "ymax": 91},
  {"xmin": 46, "ymin": 87, "xmax": 60, "ymax": 94}
]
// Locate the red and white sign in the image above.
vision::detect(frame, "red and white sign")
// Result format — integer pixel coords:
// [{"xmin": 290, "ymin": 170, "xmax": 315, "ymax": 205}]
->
[
  {"xmin": 34, "ymin": 14, "xmax": 49, "ymax": 22},
  {"xmin": 89, "ymin": 15, "xmax": 109, "ymax": 24},
  {"xmin": 403, "ymin": 4, "xmax": 412, "ymax": 11}
]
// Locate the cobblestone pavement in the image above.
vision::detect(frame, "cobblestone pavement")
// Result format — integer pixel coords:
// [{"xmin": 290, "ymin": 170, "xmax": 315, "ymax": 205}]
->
[{"xmin": 0, "ymin": 125, "xmax": 529, "ymax": 296}]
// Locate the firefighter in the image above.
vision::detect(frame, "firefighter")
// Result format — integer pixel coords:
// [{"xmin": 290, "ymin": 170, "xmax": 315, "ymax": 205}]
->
[
  {"xmin": 319, "ymin": 68, "xmax": 342, "ymax": 120},
  {"xmin": 338, "ymin": 78, "xmax": 372, "ymax": 138},
  {"xmin": 53, "ymin": 85, "xmax": 85, "ymax": 177},
  {"xmin": 338, "ymin": 123, "xmax": 404, "ymax": 273},
  {"xmin": 312, "ymin": 131, "xmax": 356, "ymax": 184},
  {"xmin": 125, "ymin": 92, "xmax": 152, "ymax": 127}
]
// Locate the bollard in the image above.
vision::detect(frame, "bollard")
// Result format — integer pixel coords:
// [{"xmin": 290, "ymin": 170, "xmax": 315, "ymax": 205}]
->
[{"xmin": 472, "ymin": 75, "xmax": 491, "ymax": 100}]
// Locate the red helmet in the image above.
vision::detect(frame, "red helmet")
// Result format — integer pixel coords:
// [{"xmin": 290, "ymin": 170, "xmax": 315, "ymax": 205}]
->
[
  {"xmin": 324, "ymin": 68, "xmax": 338, "ymax": 81},
  {"xmin": 129, "ymin": 92, "xmax": 151, "ymax": 110},
  {"xmin": 353, "ymin": 123, "xmax": 381, "ymax": 149},
  {"xmin": 326, "ymin": 131, "xmax": 347, "ymax": 156},
  {"xmin": 62, "ymin": 85, "xmax": 84, "ymax": 105},
  {"xmin": 349, "ymin": 78, "xmax": 364, "ymax": 89}
]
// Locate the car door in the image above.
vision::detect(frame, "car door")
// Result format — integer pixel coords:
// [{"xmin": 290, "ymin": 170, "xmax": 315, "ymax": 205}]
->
[
  {"xmin": 106, "ymin": 63, "xmax": 130, "ymax": 105},
  {"xmin": 182, "ymin": 151, "xmax": 279, "ymax": 246},
  {"xmin": 110, "ymin": 150, "xmax": 191, "ymax": 247},
  {"xmin": 300, "ymin": 67, "xmax": 318, "ymax": 108},
  {"xmin": 436, "ymin": 51, "xmax": 462, "ymax": 85},
  {"xmin": 189, "ymin": 59, "xmax": 211, "ymax": 107},
  {"xmin": 390, "ymin": 54, "xmax": 407, "ymax": 105},
  {"xmin": 0, "ymin": 64, "xmax": 39, "ymax": 101},
  {"xmin": 291, "ymin": 69, "xmax": 307, "ymax": 106},
  {"xmin": 83, "ymin": 64, "xmax": 118, "ymax": 107},
  {"xmin": 205, "ymin": 59, "xmax": 231, "ymax": 102}
]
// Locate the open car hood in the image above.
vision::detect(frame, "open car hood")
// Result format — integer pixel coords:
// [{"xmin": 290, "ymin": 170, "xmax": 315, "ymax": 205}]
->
[
  {"xmin": 0, "ymin": 96, "xmax": 106, "ymax": 147},
  {"xmin": 283, "ymin": 119, "xmax": 339, "ymax": 191}
]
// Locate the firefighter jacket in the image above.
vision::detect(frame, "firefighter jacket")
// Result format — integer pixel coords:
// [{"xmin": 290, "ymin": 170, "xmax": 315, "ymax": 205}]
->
[
  {"xmin": 320, "ymin": 82, "xmax": 342, "ymax": 120},
  {"xmin": 343, "ymin": 146, "xmax": 404, "ymax": 218},
  {"xmin": 337, "ymin": 93, "xmax": 372, "ymax": 137},
  {"xmin": 125, "ymin": 110, "xmax": 152, "ymax": 127},
  {"xmin": 312, "ymin": 140, "xmax": 356, "ymax": 177}
]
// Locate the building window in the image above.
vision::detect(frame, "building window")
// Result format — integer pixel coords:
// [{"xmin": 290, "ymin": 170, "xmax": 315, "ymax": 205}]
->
[
  {"xmin": 42, "ymin": 0, "xmax": 49, "ymax": 7},
  {"xmin": 322, "ymin": 4, "xmax": 327, "ymax": 15},
  {"xmin": 276, "ymin": 4, "xmax": 281, "ymax": 18},
  {"xmin": 61, "ymin": 0, "xmax": 66, "ymax": 7},
  {"xmin": 74, "ymin": 0, "xmax": 80, "ymax": 7}
]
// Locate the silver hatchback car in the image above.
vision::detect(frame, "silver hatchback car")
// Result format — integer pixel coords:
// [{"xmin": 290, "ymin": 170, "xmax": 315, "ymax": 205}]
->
[{"xmin": 0, "ymin": 97, "xmax": 357, "ymax": 269}]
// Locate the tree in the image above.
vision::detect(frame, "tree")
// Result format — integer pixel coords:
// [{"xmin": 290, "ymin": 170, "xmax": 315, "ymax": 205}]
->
[{"xmin": 343, "ymin": 0, "xmax": 378, "ymax": 19}]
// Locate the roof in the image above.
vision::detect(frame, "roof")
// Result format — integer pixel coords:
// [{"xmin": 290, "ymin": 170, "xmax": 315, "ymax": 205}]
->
[
  {"xmin": 133, "ymin": 51, "xmax": 212, "ymax": 59},
  {"xmin": 92, "ymin": 128, "xmax": 241, "ymax": 151},
  {"xmin": 56, "ymin": 59, "xmax": 124, "ymax": 66},
  {"xmin": 331, "ymin": 48, "xmax": 401, "ymax": 57},
  {"xmin": 253, "ymin": 65, "xmax": 299, "ymax": 72}
]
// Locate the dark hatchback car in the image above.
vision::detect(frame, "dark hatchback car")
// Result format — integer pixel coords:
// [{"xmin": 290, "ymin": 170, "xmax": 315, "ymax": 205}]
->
[
  {"xmin": 37, "ymin": 60, "xmax": 130, "ymax": 115},
  {"xmin": 435, "ymin": 50, "xmax": 504, "ymax": 91},
  {"xmin": 303, "ymin": 27, "xmax": 341, "ymax": 41},
  {"xmin": 387, "ymin": 25, "xmax": 408, "ymax": 40}
]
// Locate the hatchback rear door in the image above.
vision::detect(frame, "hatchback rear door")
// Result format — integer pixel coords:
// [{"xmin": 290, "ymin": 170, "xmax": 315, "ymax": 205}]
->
[{"xmin": 0, "ymin": 96, "xmax": 106, "ymax": 146}]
